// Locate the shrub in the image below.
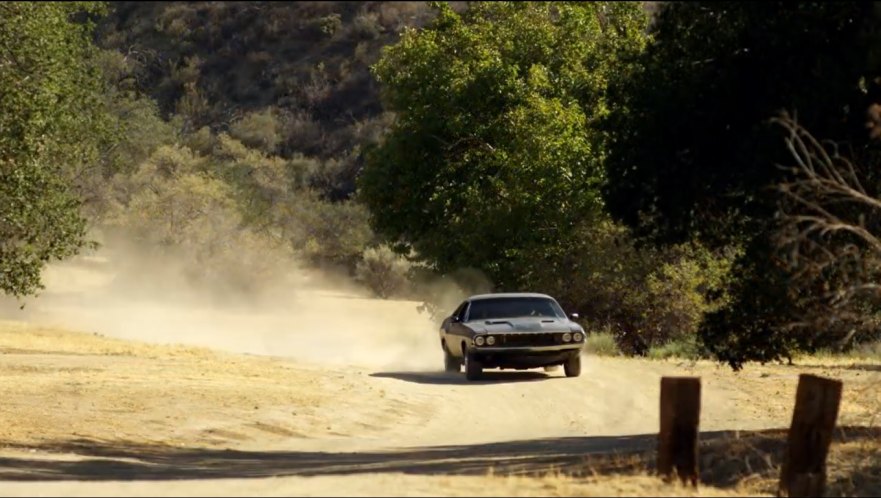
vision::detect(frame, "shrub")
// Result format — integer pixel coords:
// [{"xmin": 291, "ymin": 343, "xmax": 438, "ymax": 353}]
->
[
  {"xmin": 212, "ymin": 133, "xmax": 290, "ymax": 216},
  {"xmin": 279, "ymin": 109, "xmax": 324, "ymax": 157},
  {"xmin": 526, "ymin": 218, "xmax": 737, "ymax": 356},
  {"xmin": 277, "ymin": 194, "xmax": 376, "ymax": 272},
  {"xmin": 584, "ymin": 331, "xmax": 622, "ymax": 357},
  {"xmin": 355, "ymin": 245, "xmax": 411, "ymax": 298},
  {"xmin": 229, "ymin": 108, "xmax": 281, "ymax": 154},
  {"xmin": 853, "ymin": 340, "xmax": 881, "ymax": 359},
  {"xmin": 95, "ymin": 52, "xmax": 177, "ymax": 177},
  {"xmin": 351, "ymin": 11, "xmax": 382, "ymax": 40},
  {"xmin": 184, "ymin": 126, "xmax": 216, "ymax": 157},
  {"xmin": 102, "ymin": 147, "xmax": 295, "ymax": 298},
  {"xmin": 647, "ymin": 335, "xmax": 704, "ymax": 361},
  {"xmin": 316, "ymin": 13, "xmax": 342, "ymax": 37}
]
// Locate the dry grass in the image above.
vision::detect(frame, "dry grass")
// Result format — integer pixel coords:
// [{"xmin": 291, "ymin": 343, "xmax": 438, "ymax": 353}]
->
[
  {"xmin": 491, "ymin": 425, "xmax": 881, "ymax": 497},
  {"xmin": 445, "ymin": 472, "xmax": 761, "ymax": 497},
  {"xmin": 0, "ymin": 319, "xmax": 372, "ymax": 450},
  {"xmin": 0, "ymin": 319, "xmax": 217, "ymax": 359}
]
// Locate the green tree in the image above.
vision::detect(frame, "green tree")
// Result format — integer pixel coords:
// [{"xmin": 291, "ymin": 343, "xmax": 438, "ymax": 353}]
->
[
  {"xmin": 602, "ymin": 1, "xmax": 881, "ymax": 368},
  {"xmin": 0, "ymin": 2, "xmax": 111, "ymax": 298},
  {"xmin": 359, "ymin": 1, "xmax": 648, "ymax": 288}
]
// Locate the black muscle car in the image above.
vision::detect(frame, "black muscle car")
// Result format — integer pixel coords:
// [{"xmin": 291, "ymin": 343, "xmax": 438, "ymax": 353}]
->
[{"xmin": 439, "ymin": 293, "xmax": 586, "ymax": 380}]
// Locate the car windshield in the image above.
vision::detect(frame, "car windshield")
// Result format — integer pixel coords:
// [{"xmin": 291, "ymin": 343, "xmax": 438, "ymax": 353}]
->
[{"xmin": 467, "ymin": 297, "xmax": 565, "ymax": 321}]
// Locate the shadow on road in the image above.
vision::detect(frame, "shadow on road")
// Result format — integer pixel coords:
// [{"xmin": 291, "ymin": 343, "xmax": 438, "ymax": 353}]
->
[
  {"xmin": 0, "ymin": 433, "xmax": 656, "ymax": 482},
  {"xmin": 370, "ymin": 370, "xmax": 551, "ymax": 385},
  {"xmin": 0, "ymin": 427, "xmax": 878, "ymax": 493}
]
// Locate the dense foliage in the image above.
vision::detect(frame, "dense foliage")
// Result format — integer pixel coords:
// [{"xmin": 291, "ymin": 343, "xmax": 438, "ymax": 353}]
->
[
  {"xmin": 0, "ymin": 2, "xmax": 111, "ymax": 297},
  {"xmin": 603, "ymin": 1, "xmax": 881, "ymax": 367},
  {"xmin": 360, "ymin": 1, "xmax": 647, "ymax": 288}
]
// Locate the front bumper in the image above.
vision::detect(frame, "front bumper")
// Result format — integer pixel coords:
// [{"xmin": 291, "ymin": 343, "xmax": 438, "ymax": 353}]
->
[
  {"xmin": 471, "ymin": 344, "xmax": 584, "ymax": 353},
  {"xmin": 470, "ymin": 344, "xmax": 583, "ymax": 369}
]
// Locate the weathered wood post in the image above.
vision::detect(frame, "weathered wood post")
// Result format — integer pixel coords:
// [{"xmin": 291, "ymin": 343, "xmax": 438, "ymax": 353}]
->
[
  {"xmin": 658, "ymin": 376, "xmax": 701, "ymax": 486},
  {"xmin": 778, "ymin": 373, "xmax": 843, "ymax": 497}
]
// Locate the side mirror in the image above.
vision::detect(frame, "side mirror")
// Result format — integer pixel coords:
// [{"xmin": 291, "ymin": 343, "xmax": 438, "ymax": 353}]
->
[
  {"xmin": 569, "ymin": 313, "xmax": 580, "ymax": 320},
  {"xmin": 450, "ymin": 315, "xmax": 460, "ymax": 323}
]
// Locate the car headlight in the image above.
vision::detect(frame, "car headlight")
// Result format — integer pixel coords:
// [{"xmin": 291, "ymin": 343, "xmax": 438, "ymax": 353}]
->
[
  {"xmin": 573, "ymin": 332, "xmax": 583, "ymax": 342},
  {"xmin": 562, "ymin": 332, "xmax": 572, "ymax": 343},
  {"xmin": 475, "ymin": 336, "xmax": 485, "ymax": 346},
  {"xmin": 486, "ymin": 335, "xmax": 496, "ymax": 346}
]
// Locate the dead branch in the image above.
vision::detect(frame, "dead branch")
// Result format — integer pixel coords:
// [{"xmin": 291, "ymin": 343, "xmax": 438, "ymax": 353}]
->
[{"xmin": 772, "ymin": 114, "xmax": 881, "ymax": 349}]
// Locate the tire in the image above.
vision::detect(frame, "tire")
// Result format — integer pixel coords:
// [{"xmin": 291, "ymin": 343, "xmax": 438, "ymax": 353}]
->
[
  {"xmin": 444, "ymin": 348, "xmax": 460, "ymax": 373},
  {"xmin": 464, "ymin": 350, "xmax": 483, "ymax": 381},
  {"xmin": 564, "ymin": 354, "xmax": 581, "ymax": 378}
]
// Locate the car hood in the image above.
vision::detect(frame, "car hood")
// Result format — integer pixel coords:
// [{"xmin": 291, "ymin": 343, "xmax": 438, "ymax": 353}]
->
[{"xmin": 465, "ymin": 317, "xmax": 581, "ymax": 334}]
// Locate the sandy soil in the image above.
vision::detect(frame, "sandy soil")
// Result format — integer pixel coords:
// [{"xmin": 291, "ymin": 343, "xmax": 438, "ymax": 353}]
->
[{"xmin": 0, "ymin": 252, "xmax": 878, "ymax": 496}]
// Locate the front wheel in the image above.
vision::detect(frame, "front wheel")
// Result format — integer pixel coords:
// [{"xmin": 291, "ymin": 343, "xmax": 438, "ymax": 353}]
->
[
  {"xmin": 444, "ymin": 348, "xmax": 460, "ymax": 372},
  {"xmin": 464, "ymin": 350, "xmax": 483, "ymax": 381},
  {"xmin": 564, "ymin": 354, "xmax": 581, "ymax": 378}
]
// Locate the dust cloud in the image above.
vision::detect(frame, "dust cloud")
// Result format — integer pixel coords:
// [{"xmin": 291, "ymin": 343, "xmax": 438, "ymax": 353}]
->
[{"xmin": 0, "ymin": 230, "xmax": 479, "ymax": 372}]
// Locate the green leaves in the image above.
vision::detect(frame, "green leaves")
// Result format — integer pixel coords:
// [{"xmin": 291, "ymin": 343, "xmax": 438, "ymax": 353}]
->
[
  {"xmin": 0, "ymin": 2, "xmax": 111, "ymax": 298},
  {"xmin": 360, "ymin": 1, "xmax": 647, "ymax": 288}
]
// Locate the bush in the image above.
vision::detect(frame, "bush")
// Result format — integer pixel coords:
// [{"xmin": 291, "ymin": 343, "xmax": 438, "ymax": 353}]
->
[
  {"xmin": 807, "ymin": 340, "xmax": 881, "ymax": 361},
  {"xmin": 853, "ymin": 340, "xmax": 881, "ymax": 359},
  {"xmin": 229, "ymin": 108, "xmax": 281, "ymax": 154},
  {"xmin": 525, "ymin": 218, "xmax": 737, "ymax": 356},
  {"xmin": 279, "ymin": 110, "xmax": 324, "ymax": 157},
  {"xmin": 584, "ymin": 331, "xmax": 622, "ymax": 357},
  {"xmin": 277, "ymin": 193, "xmax": 375, "ymax": 272},
  {"xmin": 212, "ymin": 133, "xmax": 290, "ymax": 217},
  {"xmin": 648, "ymin": 335, "xmax": 704, "ymax": 361},
  {"xmin": 103, "ymin": 148, "xmax": 295, "ymax": 298},
  {"xmin": 351, "ymin": 11, "xmax": 382, "ymax": 40},
  {"xmin": 355, "ymin": 245, "xmax": 411, "ymax": 298},
  {"xmin": 315, "ymin": 13, "xmax": 342, "ymax": 38}
]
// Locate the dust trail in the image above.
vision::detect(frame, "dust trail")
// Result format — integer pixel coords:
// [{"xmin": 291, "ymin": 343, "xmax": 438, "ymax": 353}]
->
[{"xmin": 0, "ymin": 234, "xmax": 461, "ymax": 371}]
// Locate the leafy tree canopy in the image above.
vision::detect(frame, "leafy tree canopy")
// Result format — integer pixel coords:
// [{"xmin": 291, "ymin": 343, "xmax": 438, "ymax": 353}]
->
[
  {"xmin": 0, "ymin": 1, "xmax": 111, "ymax": 298},
  {"xmin": 360, "ymin": 1, "xmax": 647, "ymax": 288}
]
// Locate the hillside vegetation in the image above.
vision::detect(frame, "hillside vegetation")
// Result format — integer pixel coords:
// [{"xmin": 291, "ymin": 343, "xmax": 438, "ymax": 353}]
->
[{"xmin": 95, "ymin": 1, "xmax": 456, "ymax": 199}]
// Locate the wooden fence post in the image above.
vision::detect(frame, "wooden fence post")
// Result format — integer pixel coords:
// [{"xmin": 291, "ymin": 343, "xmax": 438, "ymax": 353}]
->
[
  {"xmin": 778, "ymin": 373, "xmax": 843, "ymax": 498},
  {"xmin": 658, "ymin": 376, "xmax": 701, "ymax": 486}
]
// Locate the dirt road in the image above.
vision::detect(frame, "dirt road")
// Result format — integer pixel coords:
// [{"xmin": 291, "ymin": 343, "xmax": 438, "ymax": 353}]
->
[{"xmin": 0, "ymin": 254, "xmax": 878, "ymax": 496}]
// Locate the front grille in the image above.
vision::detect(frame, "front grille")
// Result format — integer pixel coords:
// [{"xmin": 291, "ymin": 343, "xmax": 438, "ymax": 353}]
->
[{"xmin": 496, "ymin": 332, "xmax": 560, "ymax": 347}]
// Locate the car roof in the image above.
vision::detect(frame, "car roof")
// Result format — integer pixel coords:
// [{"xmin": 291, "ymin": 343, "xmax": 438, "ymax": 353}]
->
[{"xmin": 467, "ymin": 292, "xmax": 556, "ymax": 301}]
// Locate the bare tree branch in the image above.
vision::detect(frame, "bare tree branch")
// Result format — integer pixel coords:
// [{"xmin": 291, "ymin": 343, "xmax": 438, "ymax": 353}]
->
[{"xmin": 772, "ymin": 114, "xmax": 881, "ymax": 350}]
